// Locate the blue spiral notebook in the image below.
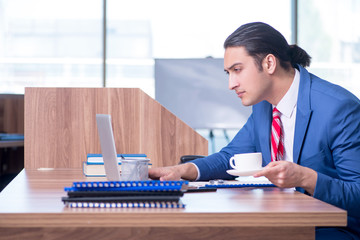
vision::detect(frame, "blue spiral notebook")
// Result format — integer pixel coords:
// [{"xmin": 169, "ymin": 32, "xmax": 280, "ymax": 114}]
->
[
  {"xmin": 189, "ymin": 177, "xmax": 276, "ymax": 189},
  {"xmin": 62, "ymin": 180, "xmax": 188, "ymax": 208},
  {"xmin": 66, "ymin": 180, "xmax": 188, "ymax": 192},
  {"xmin": 65, "ymin": 200, "xmax": 185, "ymax": 209},
  {"xmin": 205, "ymin": 183, "xmax": 276, "ymax": 188}
]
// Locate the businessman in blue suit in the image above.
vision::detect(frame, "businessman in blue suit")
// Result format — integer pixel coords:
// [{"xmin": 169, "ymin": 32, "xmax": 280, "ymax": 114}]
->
[{"xmin": 149, "ymin": 22, "xmax": 360, "ymax": 239}]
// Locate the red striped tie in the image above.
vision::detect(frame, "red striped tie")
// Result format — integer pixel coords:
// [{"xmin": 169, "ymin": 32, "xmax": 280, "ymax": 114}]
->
[{"xmin": 271, "ymin": 107, "xmax": 284, "ymax": 161}]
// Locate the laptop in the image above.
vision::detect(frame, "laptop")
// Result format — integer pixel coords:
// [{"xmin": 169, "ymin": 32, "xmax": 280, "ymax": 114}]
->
[{"xmin": 96, "ymin": 114, "xmax": 121, "ymax": 181}]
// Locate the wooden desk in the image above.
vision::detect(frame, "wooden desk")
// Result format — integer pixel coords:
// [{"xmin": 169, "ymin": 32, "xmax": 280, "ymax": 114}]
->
[{"xmin": 0, "ymin": 169, "xmax": 346, "ymax": 240}]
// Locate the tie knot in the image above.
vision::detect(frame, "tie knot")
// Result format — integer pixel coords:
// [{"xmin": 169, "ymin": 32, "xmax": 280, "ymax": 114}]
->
[{"xmin": 273, "ymin": 107, "xmax": 281, "ymax": 118}]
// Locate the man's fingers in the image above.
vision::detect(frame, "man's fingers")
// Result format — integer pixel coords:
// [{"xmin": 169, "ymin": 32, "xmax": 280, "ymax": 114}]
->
[
  {"xmin": 148, "ymin": 168, "xmax": 164, "ymax": 179},
  {"xmin": 149, "ymin": 167, "xmax": 181, "ymax": 181},
  {"xmin": 253, "ymin": 161, "xmax": 284, "ymax": 177},
  {"xmin": 160, "ymin": 172, "xmax": 180, "ymax": 181},
  {"xmin": 253, "ymin": 168, "xmax": 269, "ymax": 177}
]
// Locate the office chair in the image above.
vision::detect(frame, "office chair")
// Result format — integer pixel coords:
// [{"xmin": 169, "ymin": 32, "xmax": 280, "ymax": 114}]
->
[{"xmin": 179, "ymin": 155, "xmax": 206, "ymax": 164}]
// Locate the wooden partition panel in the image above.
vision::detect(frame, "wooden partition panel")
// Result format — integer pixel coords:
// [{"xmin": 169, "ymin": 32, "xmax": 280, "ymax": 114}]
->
[{"xmin": 24, "ymin": 88, "xmax": 208, "ymax": 169}]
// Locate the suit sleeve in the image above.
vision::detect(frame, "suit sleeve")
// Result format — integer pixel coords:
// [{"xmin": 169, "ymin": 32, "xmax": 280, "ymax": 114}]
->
[
  {"xmin": 313, "ymin": 99, "xmax": 360, "ymax": 218},
  {"xmin": 191, "ymin": 113, "xmax": 257, "ymax": 181}
]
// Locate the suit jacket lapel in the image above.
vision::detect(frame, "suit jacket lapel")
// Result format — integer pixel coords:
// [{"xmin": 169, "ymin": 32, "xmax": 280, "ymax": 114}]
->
[
  {"xmin": 258, "ymin": 102, "xmax": 272, "ymax": 163},
  {"xmin": 293, "ymin": 66, "xmax": 313, "ymax": 164}
]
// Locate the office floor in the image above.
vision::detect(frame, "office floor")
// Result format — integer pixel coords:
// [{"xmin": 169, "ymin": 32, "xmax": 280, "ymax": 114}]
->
[
  {"xmin": 0, "ymin": 147, "xmax": 24, "ymax": 192},
  {"xmin": 0, "ymin": 173, "xmax": 18, "ymax": 191}
]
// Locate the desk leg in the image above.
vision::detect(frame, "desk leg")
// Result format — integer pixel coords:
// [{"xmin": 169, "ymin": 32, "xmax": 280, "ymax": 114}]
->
[{"xmin": 0, "ymin": 226, "xmax": 314, "ymax": 240}]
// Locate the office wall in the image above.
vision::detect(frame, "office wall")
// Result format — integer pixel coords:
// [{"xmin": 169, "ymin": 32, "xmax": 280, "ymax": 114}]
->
[{"xmin": 155, "ymin": 58, "xmax": 252, "ymax": 129}]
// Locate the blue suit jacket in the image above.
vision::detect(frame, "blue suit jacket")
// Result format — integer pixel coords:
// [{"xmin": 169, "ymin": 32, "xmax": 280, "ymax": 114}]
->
[{"xmin": 192, "ymin": 65, "xmax": 360, "ymax": 238}]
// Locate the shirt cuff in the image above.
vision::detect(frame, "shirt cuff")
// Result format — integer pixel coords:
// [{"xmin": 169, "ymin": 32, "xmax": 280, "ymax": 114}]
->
[{"xmin": 189, "ymin": 162, "xmax": 201, "ymax": 181}]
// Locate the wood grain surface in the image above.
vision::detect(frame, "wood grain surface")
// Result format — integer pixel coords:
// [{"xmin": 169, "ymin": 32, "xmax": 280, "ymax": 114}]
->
[
  {"xmin": 0, "ymin": 169, "xmax": 347, "ymax": 240},
  {"xmin": 24, "ymin": 88, "xmax": 208, "ymax": 169},
  {"xmin": 0, "ymin": 227, "xmax": 314, "ymax": 240},
  {"xmin": 0, "ymin": 169, "xmax": 346, "ymax": 223}
]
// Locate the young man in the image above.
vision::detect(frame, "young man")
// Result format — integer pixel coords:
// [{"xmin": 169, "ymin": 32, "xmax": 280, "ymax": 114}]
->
[{"xmin": 149, "ymin": 22, "xmax": 360, "ymax": 239}]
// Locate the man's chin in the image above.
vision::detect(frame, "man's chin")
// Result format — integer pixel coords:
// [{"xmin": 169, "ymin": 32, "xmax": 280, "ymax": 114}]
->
[
  {"xmin": 240, "ymin": 99, "xmax": 252, "ymax": 106},
  {"xmin": 240, "ymin": 98, "xmax": 259, "ymax": 107}
]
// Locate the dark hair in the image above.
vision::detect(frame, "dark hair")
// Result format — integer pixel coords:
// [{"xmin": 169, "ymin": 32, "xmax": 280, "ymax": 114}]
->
[{"xmin": 224, "ymin": 22, "xmax": 311, "ymax": 70}]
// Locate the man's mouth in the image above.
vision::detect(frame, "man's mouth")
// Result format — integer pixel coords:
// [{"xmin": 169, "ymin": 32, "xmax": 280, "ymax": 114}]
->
[{"xmin": 236, "ymin": 91, "xmax": 245, "ymax": 98}]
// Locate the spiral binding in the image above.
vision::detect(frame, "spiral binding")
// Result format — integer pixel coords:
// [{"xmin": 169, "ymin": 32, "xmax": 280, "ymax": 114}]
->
[
  {"xmin": 205, "ymin": 183, "xmax": 275, "ymax": 188},
  {"xmin": 66, "ymin": 200, "xmax": 185, "ymax": 208},
  {"xmin": 65, "ymin": 180, "xmax": 189, "ymax": 192}
]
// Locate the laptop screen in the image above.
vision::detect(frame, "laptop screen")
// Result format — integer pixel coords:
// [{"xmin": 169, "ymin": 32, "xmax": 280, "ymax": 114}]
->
[{"xmin": 96, "ymin": 114, "xmax": 121, "ymax": 181}]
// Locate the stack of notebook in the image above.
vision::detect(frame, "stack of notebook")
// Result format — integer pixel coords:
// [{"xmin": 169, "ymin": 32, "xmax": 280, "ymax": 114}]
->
[{"xmin": 62, "ymin": 180, "xmax": 188, "ymax": 208}]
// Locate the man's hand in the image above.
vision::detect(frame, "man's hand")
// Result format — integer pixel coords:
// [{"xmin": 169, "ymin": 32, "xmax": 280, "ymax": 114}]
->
[
  {"xmin": 148, "ymin": 163, "xmax": 198, "ymax": 181},
  {"xmin": 253, "ymin": 161, "xmax": 317, "ymax": 195}
]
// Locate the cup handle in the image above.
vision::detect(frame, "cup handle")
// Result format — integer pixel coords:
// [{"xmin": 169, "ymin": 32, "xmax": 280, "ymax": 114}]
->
[{"xmin": 229, "ymin": 157, "xmax": 236, "ymax": 169}]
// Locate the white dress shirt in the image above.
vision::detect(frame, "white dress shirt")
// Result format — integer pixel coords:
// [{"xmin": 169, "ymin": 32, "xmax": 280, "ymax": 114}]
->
[{"xmin": 274, "ymin": 68, "xmax": 300, "ymax": 162}]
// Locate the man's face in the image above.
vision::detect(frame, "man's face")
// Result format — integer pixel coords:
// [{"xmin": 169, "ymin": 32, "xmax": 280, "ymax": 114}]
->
[{"xmin": 224, "ymin": 46, "xmax": 271, "ymax": 106}]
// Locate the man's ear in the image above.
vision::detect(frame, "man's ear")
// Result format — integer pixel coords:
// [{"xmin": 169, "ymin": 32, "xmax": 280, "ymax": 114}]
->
[{"xmin": 262, "ymin": 54, "xmax": 276, "ymax": 74}]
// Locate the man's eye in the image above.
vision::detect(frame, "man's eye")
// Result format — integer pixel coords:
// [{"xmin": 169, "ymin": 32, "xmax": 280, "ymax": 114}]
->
[
  {"xmin": 234, "ymin": 68, "xmax": 241, "ymax": 72},
  {"xmin": 224, "ymin": 70, "xmax": 229, "ymax": 75}
]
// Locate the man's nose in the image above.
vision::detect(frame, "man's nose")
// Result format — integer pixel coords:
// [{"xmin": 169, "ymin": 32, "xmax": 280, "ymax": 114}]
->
[{"xmin": 228, "ymin": 74, "xmax": 239, "ymax": 90}]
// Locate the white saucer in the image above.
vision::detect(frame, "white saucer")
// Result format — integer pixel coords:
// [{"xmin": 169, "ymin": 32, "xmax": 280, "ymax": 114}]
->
[{"xmin": 226, "ymin": 168, "xmax": 263, "ymax": 177}]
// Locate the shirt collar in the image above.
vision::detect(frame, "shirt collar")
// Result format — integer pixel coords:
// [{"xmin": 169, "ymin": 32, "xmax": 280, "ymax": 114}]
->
[{"xmin": 274, "ymin": 68, "xmax": 300, "ymax": 118}]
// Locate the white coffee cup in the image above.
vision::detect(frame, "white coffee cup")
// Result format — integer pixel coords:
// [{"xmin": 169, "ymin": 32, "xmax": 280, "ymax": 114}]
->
[{"xmin": 229, "ymin": 152, "xmax": 262, "ymax": 171}]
